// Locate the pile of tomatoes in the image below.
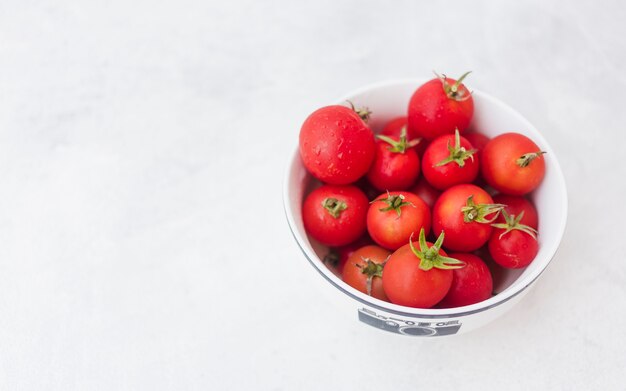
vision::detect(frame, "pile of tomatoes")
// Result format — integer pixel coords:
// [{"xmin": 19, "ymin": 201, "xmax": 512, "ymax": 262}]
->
[{"xmin": 299, "ymin": 72, "xmax": 546, "ymax": 309}]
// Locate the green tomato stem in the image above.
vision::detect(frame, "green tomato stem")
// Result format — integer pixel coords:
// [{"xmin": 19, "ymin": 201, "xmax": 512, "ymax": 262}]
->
[
  {"xmin": 460, "ymin": 195, "xmax": 505, "ymax": 223},
  {"xmin": 408, "ymin": 228, "xmax": 465, "ymax": 271},
  {"xmin": 372, "ymin": 191, "xmax": 415, "ymax": 217},
  {"xmin": 322, "ymin": 198, "xmax": 347, "ymax": 218},
  {"xmin": 346, "ymin": 100, "xmax": 372, "ymax": 123},
  {"xmin": 435, "ymin": 128, "xmax": 477, "ymax": 167},
  {"xmin": 491, "ymin": 210, "xmax": 539, "ymax": 240},
  {"xmin": 516, "ymin": 151, "xmax": 546, "ymax": 168},
  {"xmin": 357, "ymin": 257, "xmax": 387, "ymax": 296},
  {"xmin": 376, "ymin": 126, "xmax": 421, "ymax": 154},
  {"xmin": 434, "ymin": 70, "xmax": 472, "ymax": 101}
]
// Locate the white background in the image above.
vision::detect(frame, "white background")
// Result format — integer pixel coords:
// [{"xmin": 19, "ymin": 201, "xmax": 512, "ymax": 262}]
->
[{"xmin": 1, "ymin": 0, "xmax": 625, "ymax": 389}]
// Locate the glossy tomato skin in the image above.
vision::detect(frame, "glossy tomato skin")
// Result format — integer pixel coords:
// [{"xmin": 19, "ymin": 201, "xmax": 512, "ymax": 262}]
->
[
  {"xmin": 421, "ymin": 133, "xmax": 479, "ymax": 190},
  {"xmin": 410, "ymin": 178, "xmax": 441, "ymax": 209},
  {"xmin": 366, "ymin": 140, "xmax": 420, "ymax": 191},
  {"xmin": 342, "ymin": 245, "xmax": 390, "ymax": 301},
  {"xmin": 367, "ymin": 192, "xmax": 431, "ymax": 250},
  {"xmin": 437, "ymin": 253, "xmax": 493, "ymax": 308},
  {"xmin": 407, "ymin": 77, "xmax": 474, "ymax": 141},
  {"xmin": 489, "ymin": 229, "xmax": 539, "ymax": 269},
  {"xmin": 492, "ymin": 194, "xmax": 538, "ymax": 229},
  {"xmin": 302, "ymin": 185, "xmax": 369, "ymax": 247},
  {"xmin": 481, "ymin": 133, "xmax": 545, "ymax": 195},
  {"xmin": 299, "ymin": 105, "xmax": 376, "ymax": 185},
  {"xmin": 383, "ymin": 243, "xmax": 453, "ymax": 308},
  {"xmin": 432, "ymin": 184, "xmax": 497, "ymax": 252}
]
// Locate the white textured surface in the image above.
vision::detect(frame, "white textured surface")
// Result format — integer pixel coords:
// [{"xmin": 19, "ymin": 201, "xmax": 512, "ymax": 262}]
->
[{"xmin": 0, "ymin": 0, "xmax": 624, "ymax": 389}]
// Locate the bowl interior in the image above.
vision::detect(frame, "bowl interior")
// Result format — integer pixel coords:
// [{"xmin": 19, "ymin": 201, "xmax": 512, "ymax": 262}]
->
[{"xmin": 284, "ymin": 80, "xmax": 568, "ymax": 315}]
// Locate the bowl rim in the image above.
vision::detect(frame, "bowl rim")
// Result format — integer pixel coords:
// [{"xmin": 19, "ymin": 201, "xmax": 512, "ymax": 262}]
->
[{"xmin": 283, "ymin": 78, "xmax": 568, "ymax": 318}]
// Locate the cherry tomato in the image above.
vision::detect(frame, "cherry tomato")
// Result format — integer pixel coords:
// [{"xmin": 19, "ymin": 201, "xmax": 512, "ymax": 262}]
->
[
  {"xmin": 342, "ymin": 245, "xmax": 391, "ymax": 301},
  {"xmin": 323, "ymin": 235, "xmax": 373, "ymax": 277},
  {"xmin": 481, "ymin": 133, "xmax": 546, "ymax": 195},
  {"xmin": 432, "ymin": 184, "xmax": 504, "ymax": 252},
  {"xmin": 489, "ymin": 210, "xmax": 539, "ymax": 268},
  {"xmin": 492, "ymin": 194, "xmax": 538, "ymax": 229},
  {"xmin": 407, "ymin": 72, "xmax": 474, "ymax": 141},
  {"xmin": 410, "ymin": 178, "xmax": 441, "ymax": 209},
  {"xmin": 422, "ymin": 129, "xmax": 479, "ymax": 190},
  {"xmin": 302, "ymin": 185, "xmax": 369, "ymax": 246},
  {"xmin": 437, "ymin": 253, "xmax": 493, "ymax": 308},
  {"xmin": 383, "ymin": 229, "xmax": 464, "ymax": 308},
  {"xmin": 367, "ymin": 191, "xmax": 431, "ymax": 250},
  {"xmin": 299, "ymin": 105, "xmax": 376, "ymax": 185},
  {"xmin": 366, "ymin": 129, "xmax": 420, "ymax": 191}
]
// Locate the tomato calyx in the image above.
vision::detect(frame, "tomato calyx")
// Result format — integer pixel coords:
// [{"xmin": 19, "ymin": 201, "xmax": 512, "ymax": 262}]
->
[
  {"xmin": 376, "ymin": 126, "xmax": 421, "ymax": 153},
  {"xmin": 491, "ymin": 210, "xmax": 538, "ymax": 240},
  {"xmin": 322, "ymin": 198, "xmax": 348, "ymax": 218},
  {"xmin": 357, "ymin": 257, "xmax": 387, "ymax": 296},
  {"xmin": 346, "ymin": 100, "xmax": 372, "ymax": 123},
  {"xmin": 435, "ymin": 128, "xmax": 477, "ymax": 167},
  {"xmin": 460, "ymin": 195, "xmax": 505, "ymax": 224},
  {"xmin": 373, "ymin": 192, "xmax": 415, "ymax": 217},
  {"xmin": 435, "ymin": 70, "xmax": 472, "ymax": 101},
  {"xmin": 516, "ymin": 151, "xmax": 546, "ymax": 168},
  {"xmin": 409, "ymin": 229, "xmax": 465, "ymax": 271}
]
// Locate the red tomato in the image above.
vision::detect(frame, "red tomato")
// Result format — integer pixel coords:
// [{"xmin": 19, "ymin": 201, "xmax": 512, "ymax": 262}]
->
[
  {"xmin": 463, "ymin": 131, "xmax": 490, "ymax": 158},
  {"xmin": 481, "ymin": 133, "xmax": 546, "ymax": 195},
  {"xmin": 492, "ymin": 194, "xmax": 538, "ymax": 229},
  {"xmin": 383, "ymin": 229, "xmax": 464, "ymax": 308},
  {"xmin": 299, "ymin": 105, "xmax": 376, "ymax": 185},
  {"xmin": 410, "ymin": 178, "xmax": 441, "ymax": 209},
  {"xmin": 342, "ymin": 245, "xmax": 391, "ymax": 301},
  {"xmin": 437, "ymin": 253, "xmax": 493, "ymax": 308},
  {"xmin": 407, "ymin": 72, "xmax": 474, "ymax": 140},
  {"xmin": 366, "ymin": 129, "xmax": 421, "ymax": 191},
  {"xmin": 323, "ymin": 235, "xmax": 373, "ymax": 277},
  {"xmin": 367, "ymin": 191, "xmax": 431, "ymax": 250},
  {"xmin": 432, "ymin": 184, "xmax": 504, "ymax": 252},
  {"xmin": 302, "ymin": 185, "xmax": 369, "ymax": 246},
  {"xmin": 380, "ymin": 117, "xmax": 428, "ymax": 156},
  {"xmin": 489, "ymin": 210, "xmax": 539, "ymax": 268},
  {"xmin": 422, "ymin": 129, "xmax": 479, "ymax": 190}
]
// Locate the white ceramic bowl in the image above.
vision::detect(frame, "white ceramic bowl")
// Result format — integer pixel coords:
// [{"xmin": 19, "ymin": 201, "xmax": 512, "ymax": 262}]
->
[{"xmin": 283, "ymin": 79, "xmax": 568, "ymax": 337}]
